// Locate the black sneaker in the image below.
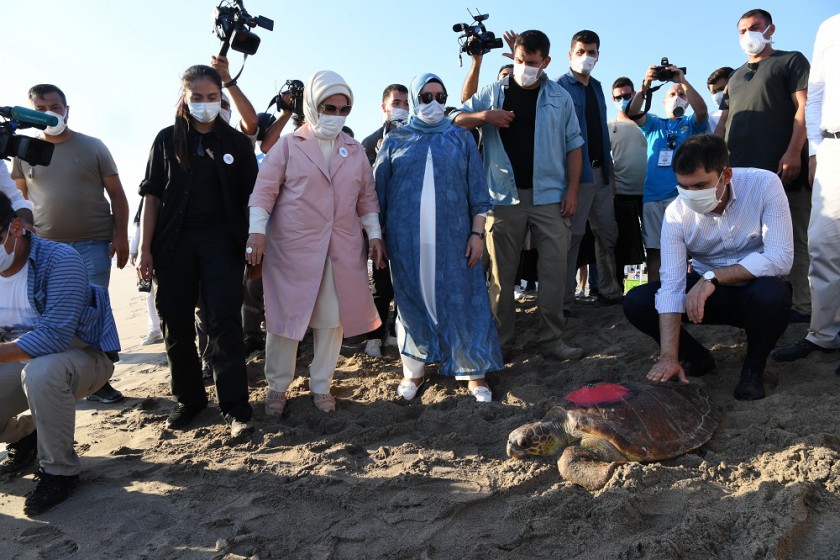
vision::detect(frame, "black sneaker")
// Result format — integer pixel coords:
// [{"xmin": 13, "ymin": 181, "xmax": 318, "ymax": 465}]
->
[
  {"xmin": 244, "ymin": 335, "xmax": 265, "ymax": 355},
  {"xmin": 23, "ymin": 468, "xmax": 79, "ymax": 516},
  {"xmin": 771, "ymin": 338, "xmax": 835, "ymax": 362},
  {"xmin": 166, "ymin": 403, "xmax": 206, "ymax": 430},
  {"xmin": 201, "ymin": 361, "xmax": 213, "ymax": 380},
  {"xmin": 0, "ymin": 431, "xmax": 38, "ymax": 476},
  {"xmin": 594, "ymin": 294, "xmax": 625, "ymax": 307},
  {"xmin": 86, "ymin": 382, "xmax": 124, "ymax": 403},
  {"xmin": 734, "ymin": 367, "xmax": 765, "ymax": 401}
]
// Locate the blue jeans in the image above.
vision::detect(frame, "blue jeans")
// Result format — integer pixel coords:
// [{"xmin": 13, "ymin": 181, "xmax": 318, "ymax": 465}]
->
[{"xmin": 67, "ymin": 240, "xmax": 112, "ymax": 288}]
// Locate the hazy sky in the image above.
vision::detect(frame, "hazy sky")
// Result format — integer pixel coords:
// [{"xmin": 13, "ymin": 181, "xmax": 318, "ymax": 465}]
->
[{"xmin": 2, "ymin": 0, "xmax": 837, "ymax": 219}]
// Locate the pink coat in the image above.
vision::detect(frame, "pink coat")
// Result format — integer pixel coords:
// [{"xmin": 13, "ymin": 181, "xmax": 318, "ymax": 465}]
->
[{"xmin": 249, "ymin": 126, "xmax": 381, "ymax": 340}]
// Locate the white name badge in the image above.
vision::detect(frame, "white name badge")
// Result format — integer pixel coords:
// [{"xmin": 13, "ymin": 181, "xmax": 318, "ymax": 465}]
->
[
  {"xmin": 223, "ymin": 153, "xmax": 234, "ymax": 165},
  {"xmin": 338, "ymin": 146, "xmax": 348, "ymax": 158},
  {"xmin": 658, "ymin": 149, "xmax": 674, "ymax": 167}
]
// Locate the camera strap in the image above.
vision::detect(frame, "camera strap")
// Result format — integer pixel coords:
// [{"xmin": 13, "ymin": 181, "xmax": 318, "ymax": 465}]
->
[{"xmin": 626, "ymin": 84, "xmax": 662, "ymax": 121}]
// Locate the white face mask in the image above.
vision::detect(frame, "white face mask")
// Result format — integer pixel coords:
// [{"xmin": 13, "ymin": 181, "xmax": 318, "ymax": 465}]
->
[
  {"xmin": 513, "ymin": 62, "xmax": 542, "ymax": 88},
  {"xmin": 43, "ymin": 110, "xmax": 67, "ymax": 136},
  {"xmin": 677, "ymin": 173, "xmax": 725, "ymax": 214},
  {"xmin": 416, "ymin": 101, "xmax": 445, "ymax": 125},
  {"xmin": 712, "ymin": 91, "xmax": 725, "ymax": 109},
  {"xmin": 220, "ymin": 107, "xmax": 232, "ymax": 124},
  {"xmin": 312, "ymin": 114, "xmax": 346, "ymax": 139},
  {"xmin": 0, "ymin": 226, "xmax": 17, "ymax": 273},
  {"xmin": 570, "ymin": 54, "xmax": 597, "ymax": 76},
  {"xmin": 740, "ymin": 29, "xmax": 771, "ymax": 56},
  {"xmin": 665, "ymin": 96, "xmax": 689, "ymax": 117},
  {"xmin": 188, "ymin": 101, "xmax": 221, "ymax": 124},
  {"xmin": 386, "ymin": 107, "xmax": 409, "ymax": 125}
]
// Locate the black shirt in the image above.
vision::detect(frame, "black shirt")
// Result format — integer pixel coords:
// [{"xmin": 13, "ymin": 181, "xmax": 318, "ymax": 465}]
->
[
  {"xmin": 500, "ymin": 78, "xmax": 539, "ymax": 190},
  {"xmin": 584, "ymin": 83, "xmax": 604, "ymax": 165},
  {"xmin": 139, "ymin": 121, "xmax": 258, "ymax": 266}
]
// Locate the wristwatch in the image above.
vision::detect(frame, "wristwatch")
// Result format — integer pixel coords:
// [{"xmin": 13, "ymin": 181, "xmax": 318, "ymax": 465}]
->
[
  {"xmin": 469, "ymin": 231, "xmax": 486, "ymax": 240},
  {"xmin": 703, "ymin": 270, "xmax": 719, "ymax": 286}
]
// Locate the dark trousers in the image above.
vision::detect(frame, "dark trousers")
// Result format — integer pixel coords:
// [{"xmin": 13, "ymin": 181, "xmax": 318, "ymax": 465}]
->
[
  {"xmin": 242, "ymin": 277, "xmax": 264, "ymax": 337},
  {"xmin": 367, "ymin": 259, "xmax": 395, "ymax": 341},
  {"xmin": 623, "ymin": 274, "xmax": 791, "ymax": 370},
  {"xmin": 155, "ymin": 228, "xmax": 252, "ymax": 421}
]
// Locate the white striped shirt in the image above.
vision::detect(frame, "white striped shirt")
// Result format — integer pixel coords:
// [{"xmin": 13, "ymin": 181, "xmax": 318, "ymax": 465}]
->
[{"xmin": 655, "ymin": 168, "xmax": 793, "ymax": 314}]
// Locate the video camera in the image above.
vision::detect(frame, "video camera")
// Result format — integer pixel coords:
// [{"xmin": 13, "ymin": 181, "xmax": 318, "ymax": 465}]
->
[
  {"xmin": 273, "ymin": 80, "xmax": 304, "ymax": 117},
  {"xmin": 653, "ymin": 57, "xmax": 687, "ymax": 82},
  {"xmin": 214, "ymin": 0, "xmax": 274, "ymax": 56},
  {"xmin": 453, "ymin": 10, "xmax": 503, "ymax": 57},
  {"xmin": 0, "ymin": 106, "xmax": 55, "ymax": 166}
]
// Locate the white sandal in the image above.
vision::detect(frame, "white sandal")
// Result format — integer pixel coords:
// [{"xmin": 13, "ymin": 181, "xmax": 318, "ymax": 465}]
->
[
  {"xmin": 470, "ymin": 386, "xmax": 492, "ymax": 403},
  {"xmin": 397, "ymin": 378, "xmax": 424, "ymax": 400}
]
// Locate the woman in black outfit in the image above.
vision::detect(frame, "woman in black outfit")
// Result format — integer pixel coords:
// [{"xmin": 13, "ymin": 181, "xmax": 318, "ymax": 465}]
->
[{"xmin": 137, "ymin": 65, "xmax": 257, "ymax": 437}]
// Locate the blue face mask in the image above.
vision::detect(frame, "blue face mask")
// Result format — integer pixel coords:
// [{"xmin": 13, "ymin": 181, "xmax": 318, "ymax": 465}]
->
[{"xmin": 613, "ymin": 98, "xmax": 631, "ymax": 113}]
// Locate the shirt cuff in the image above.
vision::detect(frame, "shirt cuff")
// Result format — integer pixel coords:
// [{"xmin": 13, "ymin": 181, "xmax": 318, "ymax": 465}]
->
[
  {"xmin": 809, "ymin": 138, "xmax": 822, "ymax": 158},
  {"xmin": 249, "ymin": 206, "xmax": 270, "ymax": 234},
  {"xmin": 361, "ymin": 213, "xmax": 381, "ymax": 240}
]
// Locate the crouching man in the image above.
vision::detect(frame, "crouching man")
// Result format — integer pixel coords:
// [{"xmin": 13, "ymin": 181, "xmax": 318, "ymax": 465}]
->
[
  {"xmin": 0, "ymin": 192, "xmax": 120, "ymax": 516},
  {"xmin": 623, "ymin": 135, "xmax": 793, "ymax": 400}
]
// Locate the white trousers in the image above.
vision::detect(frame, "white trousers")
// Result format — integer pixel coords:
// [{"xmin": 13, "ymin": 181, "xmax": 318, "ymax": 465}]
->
[
  {"xmin": 806, "ymin": 139, "xmax": 840, "ymax": 348},
  {"xmin": 146, "ymin": 283, "xmax": 161, "ymax": 334}
]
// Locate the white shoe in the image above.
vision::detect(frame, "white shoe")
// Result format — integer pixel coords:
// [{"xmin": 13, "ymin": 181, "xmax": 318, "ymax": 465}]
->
[
  {"xmin": 384, "ymin": 335, "xmax": 398, "ymax": 347},
  {"xmin": 397, "ymin": 378, "xmax": 424, "ymax": 400},
  {"xmin": 142, "ymin": 330, "xmax": 163, "ymax": 345},
  {"xmin": 364, "ymin": 339, "xmax": 382, "ymax": 357},
  {"xmin": 514, "ymin": 286, "xmax": 526, "ymax": 301},
  {"xmin": 470, "ymin": 386, "xmax": 492, "ymax": 403}
]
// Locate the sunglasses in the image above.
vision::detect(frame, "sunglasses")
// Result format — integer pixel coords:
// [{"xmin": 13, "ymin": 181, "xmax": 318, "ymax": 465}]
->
[
  {"xmin": 613, "ymin": 93, "xmax": 633, "ymax": 101},
  {"xmin": 418, "ymin": 92, "xmax": 448, "ymax": 105},
  {"xmin": 319, "ymin": 103, "xmax": 352, "ymax": 116}
]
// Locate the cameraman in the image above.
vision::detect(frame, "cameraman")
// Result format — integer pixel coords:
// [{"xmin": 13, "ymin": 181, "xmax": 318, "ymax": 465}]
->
[
  {"xmin": 1, "ymin": 163, "xmax": 33, "ymax": 225},
  {"xmin": 626, "ymin": 64, "xmax": 707, "ymax": 282}
]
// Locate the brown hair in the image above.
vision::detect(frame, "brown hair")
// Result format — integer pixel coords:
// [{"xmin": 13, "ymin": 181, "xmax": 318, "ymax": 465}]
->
[{"xmin": 174, "ymin": 65, "xmax": 223, "ymax": 172}]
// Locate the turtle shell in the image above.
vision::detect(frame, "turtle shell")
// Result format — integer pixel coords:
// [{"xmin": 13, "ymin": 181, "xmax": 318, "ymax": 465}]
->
[{"xmin": 554, "ymin": 381, "xmax": 721, "ymax": 462}]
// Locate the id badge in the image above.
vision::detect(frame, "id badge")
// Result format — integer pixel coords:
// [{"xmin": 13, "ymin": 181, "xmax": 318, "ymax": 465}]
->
[{"xmin": 658, "ymin": 149, "xmax": 674, "ymax": 167}]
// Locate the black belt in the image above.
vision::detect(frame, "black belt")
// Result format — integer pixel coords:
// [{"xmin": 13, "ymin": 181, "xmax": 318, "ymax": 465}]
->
[
  {"xmin": 591, "ymin": 159, "xmax": 603, "ymax": 168},
  {"xmin": 823, "ymin": 130, "xmax": 840, "ymax": 139}
]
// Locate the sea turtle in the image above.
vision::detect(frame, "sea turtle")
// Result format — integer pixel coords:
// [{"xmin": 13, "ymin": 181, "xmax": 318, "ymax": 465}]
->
[{"xmin": 506, "ymin": 381, "xmax": 721, "ymax": 490}]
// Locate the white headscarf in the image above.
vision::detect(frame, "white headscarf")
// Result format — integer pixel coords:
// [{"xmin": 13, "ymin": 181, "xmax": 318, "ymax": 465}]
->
[{"xmin": 303, "ymin": 70, "xmax": 353, "ymax": 140}]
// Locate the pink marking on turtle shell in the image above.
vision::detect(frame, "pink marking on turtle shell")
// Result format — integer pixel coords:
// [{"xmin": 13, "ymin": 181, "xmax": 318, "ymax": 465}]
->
[{"xmin": 565, "ymin": 383, "xmax": 630, "ymax": 406}]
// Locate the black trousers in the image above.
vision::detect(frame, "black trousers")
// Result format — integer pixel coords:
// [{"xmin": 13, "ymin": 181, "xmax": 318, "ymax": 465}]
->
[
  {"xmin": 367, "ymin": 262, "xmax": 395, "ymax": 340},
  {"xmin": 242, "ymin": 277, "xmax": 264, "ymax": 337},
  {"xmin": 155, "ymin": 228, "xmax": 252, "ymax": 421},
  {"xmin": 623, "ymin": 273, "xmax": 791, "ymax": 370}
]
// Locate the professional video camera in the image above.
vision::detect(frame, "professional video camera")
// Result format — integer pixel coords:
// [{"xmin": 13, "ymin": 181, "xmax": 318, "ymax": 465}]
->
[
  {"xmin": 0, "ymin": 106, "xmax": 56, "ymax": 166},
  {"xmin": 256, "ymin": 80, "xmax": 305, "ymax": 141},
  {"xmin": 653, "ymin": 57, "xmax": 687, "ymax": 82},
  {"xmin": 453, "ymin": 10, "xmax": 503, "ymax": 58},
  {"xmin": 214, "ymin": 0, "xmax": 274, "ymax": 56}
]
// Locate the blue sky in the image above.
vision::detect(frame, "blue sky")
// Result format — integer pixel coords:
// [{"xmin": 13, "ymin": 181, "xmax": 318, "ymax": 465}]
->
[{"xmin": 2, "ymin": 0, "xmax": 837, "ymax": 218}]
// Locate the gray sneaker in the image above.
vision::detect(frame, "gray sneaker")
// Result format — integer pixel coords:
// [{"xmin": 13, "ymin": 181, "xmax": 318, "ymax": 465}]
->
[
  {"xmin": 229, "ymin": 418, "xmax": 254, "ymax": 438},
  {"xmin": 542, "ymin": 340, "xmax": 585, "ymax": 361}
]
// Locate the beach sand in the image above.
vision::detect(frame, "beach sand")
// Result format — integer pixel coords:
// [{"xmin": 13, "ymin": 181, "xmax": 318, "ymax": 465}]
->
[{"xmin": 2, "ymin": 266, "xmax": 839, "ymax": 559}]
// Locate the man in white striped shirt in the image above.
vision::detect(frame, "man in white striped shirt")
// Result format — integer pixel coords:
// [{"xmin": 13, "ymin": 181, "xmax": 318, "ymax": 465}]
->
[{"xmin": 624, "ymin": 135, "xmax": 793, "ymax": 400}]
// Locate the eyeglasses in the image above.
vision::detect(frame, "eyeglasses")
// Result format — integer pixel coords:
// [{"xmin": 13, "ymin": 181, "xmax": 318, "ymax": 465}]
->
[
  {"xmin": 418, "ymin": 92, "xmax": 448, "ymax": 105},
  {"xmin": 319, "ymin": 103, "xmax": 352, "ymax": 116},
  {"xmin": 613, "ymin": 93, "xmax": 633, "ymax": 101}
]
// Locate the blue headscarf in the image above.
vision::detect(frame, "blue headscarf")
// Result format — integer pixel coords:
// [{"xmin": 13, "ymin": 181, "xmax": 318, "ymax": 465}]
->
[{"xmin": 407, "ymin": 73, "xmax": 453, "ymax": 134}]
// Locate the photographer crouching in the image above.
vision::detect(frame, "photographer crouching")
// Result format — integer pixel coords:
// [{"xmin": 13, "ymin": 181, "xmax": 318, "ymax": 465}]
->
[{"xmin": 0, "ymin": 191, "xmax": 120, "ymax": 516}]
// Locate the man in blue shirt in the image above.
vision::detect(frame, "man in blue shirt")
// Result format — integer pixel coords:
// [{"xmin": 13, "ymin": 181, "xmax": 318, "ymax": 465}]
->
[
  {"xmin": 557, "ymin": 30, "xmax": 623, "ymax": 310},
  {"xmin": 0, "ymin": 192, "xmax": 120, "ymax": 516},
  {"xmin": 626, "ymin": 65, "xmax": 708, "ymax": 282},
  {"xmin": 453, "ymin": 30, "xmax": 585, "ymax": 361}
]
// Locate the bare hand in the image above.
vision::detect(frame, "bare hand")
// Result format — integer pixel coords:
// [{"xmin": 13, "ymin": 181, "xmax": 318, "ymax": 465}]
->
[
  {"xmin": 369, "ymin": 238, "xmax": 387, "ymax": 269},
  {"xmin": 685, "ymin": 279, "xmax": 715, "ymax": 324},
  {"xmin": 211, "ymin": 55, "xmax": 232, "ymax": 83},
  {"xmin": 502, "ymin": 30, "xmax": 518, "ymax": 60},
  {"xmin": 111, "ymin": 237, "xmax": 129, "ymax": 269},
  {"xmin": 484, "ymin": 109, "xmax": 515, "ymax": 128},
  {"xmin": 246, "ymin": 233, "xmax": 266, "ymax": 266},
  {"xmin": 647, "ymin": 356, "xmax": 689, "ymax": 384},
  {"xmin": 464, "ymin": 235, "xmax": 484, "ymax": 268},
  {"xmin": 137, "ymin": 251, "xmax": 154, "ymax": 281},
  {"xmin": 808, "ymin": 155, "xmax": 816, "ymax": 187},
  {"xmin": 560, "ymin": 190, "xmax": 578, "ymax": 218},
  {"xmin": 777, "ymin": 150, "xmax": 802, "ymax": 186},
  {"xmin": 280, "ymin": 93, "xmax": 294, "ymax": 116},
  {"xmin": 643, "ymin": 66, "xmax": 658, "ymax": 88},
  {"xmin": 667, "ymin": 65, "xmax": 685, "ymax": 84},
  {"xmin": 130, "ymin": 253, "xmax": 138, "ymax": 267}
]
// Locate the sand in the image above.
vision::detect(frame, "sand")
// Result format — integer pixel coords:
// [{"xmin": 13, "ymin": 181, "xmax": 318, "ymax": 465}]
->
[{"xmin": 2, "ymin": 266, "xmax": 840, "ymax": 559}]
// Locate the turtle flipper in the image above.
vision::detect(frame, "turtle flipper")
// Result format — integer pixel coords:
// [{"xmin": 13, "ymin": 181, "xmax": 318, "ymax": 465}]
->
[{"xmin": 557, "ymin": 437, "xmax": 626, "ymax": 491}]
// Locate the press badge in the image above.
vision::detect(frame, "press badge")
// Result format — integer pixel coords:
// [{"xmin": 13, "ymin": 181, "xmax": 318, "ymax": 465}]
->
[
  {"xmin": 658, "ymin": 149, "xmax": 674, "ymax": 167},
  {"xmin": 339, "ymin": 146, "xmax": 348, "ymax": 158},
  {"xmin": 223, "ymin": 153, "xmax": 234, "ymax": 164}
]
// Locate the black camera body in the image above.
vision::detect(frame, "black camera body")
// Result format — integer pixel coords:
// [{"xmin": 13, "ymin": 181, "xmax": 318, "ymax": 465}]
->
[
  {"xmin": 453, "ymin": 12, "xmax": 503, "ymax": 56},
  {"xmin": 653, "ymin": 57, "xmax": 687, "ymax": 82},
  {"xmin": 0, "ymin": 107, "xmax": 55, "ymax": 166},
  {"xmin": 276, "ymin": 79, "xmax": 304, "ymax": 117},
  {"xmin": 214, "ymin": 0, "xmax": 274, "ymax": 56}
]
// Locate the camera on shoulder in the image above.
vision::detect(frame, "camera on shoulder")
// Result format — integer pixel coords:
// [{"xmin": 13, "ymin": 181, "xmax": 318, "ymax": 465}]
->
[
  {"xmin": 653, "ymin": 57, "xmax": 687, "ymax": 82},
  {"xmin": 0, "ymin": 106, "xmax": 56, "ymax": 166}
]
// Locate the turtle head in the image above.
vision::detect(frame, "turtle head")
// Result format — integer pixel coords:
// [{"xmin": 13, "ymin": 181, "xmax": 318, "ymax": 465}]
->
[{"xmin": 507, "ymin": 421, "xmax": 565, "ymax": 460}]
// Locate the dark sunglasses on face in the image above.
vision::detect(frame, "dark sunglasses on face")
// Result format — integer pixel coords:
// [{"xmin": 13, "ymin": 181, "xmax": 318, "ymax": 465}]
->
[
  {"xmin": 319, "ymin": 103, "xmax": 352, "ymax": 116},
  {"xmin": 613, "ymin": 93, "xmax": 633, "ymax": 101},
  {"xmin": 418, "ymin": 92, "xmax": 448, "ymax": 105}
]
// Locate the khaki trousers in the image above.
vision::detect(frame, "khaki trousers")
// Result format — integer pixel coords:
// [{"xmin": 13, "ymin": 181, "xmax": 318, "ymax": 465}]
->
[
  {"xmin": 486, "ymin": 188, "xmax": 571, "ymax": 347},
  {"xmin": 0, "ymin": 347, "xmax": 114, "ymax": 476}
]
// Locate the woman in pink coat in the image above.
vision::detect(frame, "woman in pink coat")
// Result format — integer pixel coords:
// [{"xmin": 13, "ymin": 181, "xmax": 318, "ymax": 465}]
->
[{"xmin": 246, "ymin": 71, "xmax": 385, "ymax": 413}]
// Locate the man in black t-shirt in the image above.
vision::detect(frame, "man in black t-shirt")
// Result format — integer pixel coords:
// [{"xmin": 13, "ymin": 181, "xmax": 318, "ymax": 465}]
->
[{"xmin": 717, "ymin": 8, "xmax": 811, "ymax": 323}]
